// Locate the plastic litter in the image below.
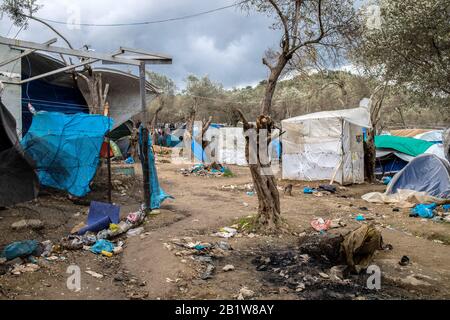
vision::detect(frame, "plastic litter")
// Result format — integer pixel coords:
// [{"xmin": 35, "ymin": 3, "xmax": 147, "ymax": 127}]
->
[
  {"xmin": 90, "ymin": 239, "xmax": 115, "ymax": 254},
  {"xmin": 355, "ymin": 214, "xmax": 366, "ymax": 221},
  {"xmin": 303, "ymin": 187, "xmax": 314, "ymax": 194},
  {"xmin": 410, "ymin": 203, "xmax": 436, "ymax": 219},
  {"xmin": 126, "ymin": 227, "xmax": 144, "ymax": 237},
  {"xmin": 213, "ymin": 227, "xmax": 238, "ymax": 238},
  {"xmin": 78, "ymin": 201, "xmax": 120, "ymax": 235},
  {"xmin": 382, "ymin": 176, "xmax": 392, "ymax": 185},
  {"xmin": 310, "ymin": 218, "xmax": 332, "ymax": 231}
]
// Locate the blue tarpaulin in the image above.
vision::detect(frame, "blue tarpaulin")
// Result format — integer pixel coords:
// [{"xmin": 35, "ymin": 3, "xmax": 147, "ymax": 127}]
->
[
  {"xmin": 21, "ymin": 112, "xmax": 112, "ymax": 197},
  {"xmin": 139, "ymin": 127, "xmax": 173, "ymax": 209}
]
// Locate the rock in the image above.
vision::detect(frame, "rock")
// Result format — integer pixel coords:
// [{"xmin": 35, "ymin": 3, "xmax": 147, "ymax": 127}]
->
[
  {"xmin": 200, "ymin": 264, "xmax": 215, "ymax": 280},
  {"xmin": 237, "ymin": 287, "xmax": 255, "ymax": 300},
  {"xmin": 402, "ymin": 275, "xmax": 431, "ymax": 287},
  {"xmin": 11, "ymin": 219, "xmax": 44, "ymax": 230},
  {"xmin": 222, "ymin": 265, "xmax": 235, "ymax": 272},
  {"xmin": 319, "ymin": 272, "xmax": 330, "ymax": 279},
  {"xmin": 113, "ymin": 246, "xmax": 124, "ymax": 255},
  {"xmin": 0, "ymin": 257, "xmax": 6, "ymax": 265}
]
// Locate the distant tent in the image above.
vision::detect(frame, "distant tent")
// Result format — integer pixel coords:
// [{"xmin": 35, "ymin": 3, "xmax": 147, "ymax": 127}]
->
[
  {"xmin": 386, "ymin": 154, "xmax": 450, "ymax": 199},
  {"xmin": 375, "ymin": 135, "xmax": 434, "ymax": 157},
  {"xmin": 281, "ymin": 102, "xmax": 371, "ymax": 184}
]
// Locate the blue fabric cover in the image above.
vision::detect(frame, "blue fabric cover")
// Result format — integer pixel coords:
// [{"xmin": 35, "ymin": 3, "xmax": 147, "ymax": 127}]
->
[
  {"xmin": 21, "ymin": 112, "xmax": 112, "ymax": 197},
  {"xmin": 139, "ymin": 127, "xmax": 173, "ymax": 209}
]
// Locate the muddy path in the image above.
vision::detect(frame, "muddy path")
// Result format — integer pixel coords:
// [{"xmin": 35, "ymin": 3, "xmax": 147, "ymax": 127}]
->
[
  {"xmin": 123, "ymin": 162, "xmax": 450, "ymax": 300},
  {"xmin": 1, "ymin": 160, "xmax": 450, "ymax": 300}
]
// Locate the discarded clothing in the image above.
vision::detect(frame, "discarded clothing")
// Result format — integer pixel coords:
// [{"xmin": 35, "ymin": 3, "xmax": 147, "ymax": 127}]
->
[
  {"xmin": 0, "ymin": 101, "xmax": 39, "ymax": 206},
  {"xmin": 21, "ymin": 112, "xmax": 113, "ymax": 197},
  {"xmin": 340, "ymin": 225, "xmax": 383, "ymax": 273}
]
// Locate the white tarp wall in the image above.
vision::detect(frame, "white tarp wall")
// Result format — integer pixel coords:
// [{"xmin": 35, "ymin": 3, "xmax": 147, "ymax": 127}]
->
[
  {"xmin": 204, "ymin": 127, "xmax": 280, "ymax": 167},
  {"xmin": 281, "ymin": 103, "xmax": 370, "ymax": 184}
]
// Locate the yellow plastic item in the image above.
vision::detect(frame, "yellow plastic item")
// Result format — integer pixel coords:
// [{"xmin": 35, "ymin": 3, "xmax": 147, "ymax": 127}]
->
[{"xmin": 101, "ymin": 250, "xmax": 113, "ymax": 257}]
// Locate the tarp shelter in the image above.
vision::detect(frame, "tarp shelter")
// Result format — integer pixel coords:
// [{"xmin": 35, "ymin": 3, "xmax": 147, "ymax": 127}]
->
[
  {"xmin": 203, "ymin": 126, "xmax": 280, "ymax": 166},
  {"xmin": 21, "ymin": 111, "xmax": 112, "ymax": 197},
  {"xmin": 281, "ymin": 102, "xmax": 371, "ymax": 184},
  {"xmin": 0, "ymin": 100, "xmax": 39, "ymax": 206},
  {"xmin": 375, "ymin": 135, "xmax": 434, "ymax": 157},
  {"xmin": 386, "ymin": 154, "xmax": 450, "ymax": 199}
]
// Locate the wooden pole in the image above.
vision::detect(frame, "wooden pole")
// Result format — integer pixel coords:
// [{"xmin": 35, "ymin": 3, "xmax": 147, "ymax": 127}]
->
[
  {"xmin": 139, "ymin": 62, "xmax": 152, "ymax": 211},
  {"xmin": 104, "ymin": 102, "xmax": 112, "ymax": 204}
]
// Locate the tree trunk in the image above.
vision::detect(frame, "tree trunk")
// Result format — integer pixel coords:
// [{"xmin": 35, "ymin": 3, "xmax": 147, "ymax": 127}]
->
[
  {"xmin": 238, "ymin": 56, "xmax": 287, "ymax": 232},
  {"xmin": 365, "ymin": 129, "xmax": 376, "ymax": 183}
]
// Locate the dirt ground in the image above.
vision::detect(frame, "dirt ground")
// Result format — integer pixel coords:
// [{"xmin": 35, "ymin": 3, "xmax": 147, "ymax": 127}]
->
[{"xmin": 1, "ymin": 154, "xmax": 450, "ymax": 300}]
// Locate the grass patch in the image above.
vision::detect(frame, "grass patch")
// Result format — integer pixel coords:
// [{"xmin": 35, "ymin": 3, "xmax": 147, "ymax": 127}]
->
[{"xmin": 222, "ymin": 168, "xmax": 234, "ymax": 177}]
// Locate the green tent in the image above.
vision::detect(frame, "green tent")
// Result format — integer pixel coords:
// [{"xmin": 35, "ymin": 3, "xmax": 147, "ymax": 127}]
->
[{"xmin": 375, "ymin": 135, "xmax": 434, "ymax": 157}]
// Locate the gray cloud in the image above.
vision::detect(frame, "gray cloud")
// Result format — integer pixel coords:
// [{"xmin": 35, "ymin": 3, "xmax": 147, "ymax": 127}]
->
[{"xmin": 1, "ymin": 0, "xmax": 282, "ymax": 89}]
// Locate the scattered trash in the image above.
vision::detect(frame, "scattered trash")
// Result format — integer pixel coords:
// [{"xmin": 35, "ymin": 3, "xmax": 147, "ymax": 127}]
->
[
  {"xmin": 246, "ymin": 191, "xmax": 255, "ymax": 196},
  {"xmin": 213, "ymin": 227, "xmax": 238, "ymax": 238},
  {"xmin": 382, "ymin": 176, "xmax": 392, "ymax": 185},
  {"xmin": 443, "ymin": 204, "xmax": 450, "ymax": 212},
  {"xmin": 78, "ymin": 201, "xmax": 121, "ymax": 235},
  {"xmin": 318, "ymin": 185, "xmax": 337, "ymax": 193},
  {"xmin": 127, "ymin": 227, "xmax": 145, "ymax": 237},
  {"xmin": 410, "ymin": 203, "xmax": 436, "ymax": 219},
  {"xmin": 303, "ymin": 187, "xmax": 314, "ymax": 194},
  {"xmin": 181, "ymin": 163, "xmax": 231, "ymax": 178},
  {"xmin": 222, "ymin": 264, "xmax": 235, "ymax": 272},
  {"xmin": 11, "ymin": 263, "xmax": 40, "ymax": 275},
  {"xmin": 399, "ymin": 255, "xmax": 410, "ymax": 266},
  {"xmin": 330, "ymin": 218, "xmax": 346, "ymax": 229},
  {"xmin": 355, "ymin": 214, "xmax": 366, "ymax": 221},
  {"xmin": 90, "ymin": 239, "xmax": 115, "ymax": 255},
  {"xmin": 310, "ymin": 218, "xmax": 332, "ymax": 232},
  {"xmin": 86, "ymin": 270, "xmax": 104, "ymax": 279},
  {"xmin": 1, "ymin": 240, "xmax": 39, "ymax": 261},
  {"xmin": 200, "ymin": 264, "xmax": 216, "ymax": 280}
]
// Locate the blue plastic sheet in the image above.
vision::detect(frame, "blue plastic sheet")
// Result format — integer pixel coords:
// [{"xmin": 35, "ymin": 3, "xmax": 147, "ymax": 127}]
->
[
  {"xmin": 139, "ymin": 127, "xmax": 174, "ymax": 210},
  {"xmin": 90, "ymin": 239, "xmax": 115, "ymax": 254},
  {"xmin": 78, "ymin": 201, "xmax": 120, "ymax": 235},
  {"xmin": 410, "ymin": 203, "xmax": 437, "ymax": 219},
  {"xmin": 21, "ymin": 112, "xmax": 113, "ymax": 197}
]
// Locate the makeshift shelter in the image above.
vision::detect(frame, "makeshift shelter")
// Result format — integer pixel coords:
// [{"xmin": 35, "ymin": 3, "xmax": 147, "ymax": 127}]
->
[
  {"xmin": 203, "ymin": 126, "xmax": 280, "ymax": 166},
  {"xmin": 21, "ymin": 111, "xmax": 112, "ymax": 197},
  {"xmin": 386, "ymin": 154, "xmax": 450, "ymax": 198},
  {"xmin": 375, "ymin": 135, "xmax": 447, "ymax": 176},
  {"xmin": 0, "ymin": 100, "xmax": 39, "ymax": 206},
  {"xmin": 281, "ymin": 104, "xmax": 371, "ymax": 184}
]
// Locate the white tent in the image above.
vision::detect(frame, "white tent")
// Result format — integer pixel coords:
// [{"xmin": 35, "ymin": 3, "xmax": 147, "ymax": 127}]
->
[
  {"xmin": 204, "ymin": 127, "xmax": 280, "ymax": 166},
  {"xmin": 281, "ymin": 100, "xmax": 371, "ymax": 184}
]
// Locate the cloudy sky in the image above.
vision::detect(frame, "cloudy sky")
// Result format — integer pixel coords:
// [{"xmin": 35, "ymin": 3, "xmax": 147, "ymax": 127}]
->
[{"xmin": 1, "ymin": 0, "xmax": 286, "ymax": 89}]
